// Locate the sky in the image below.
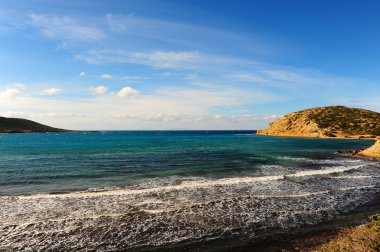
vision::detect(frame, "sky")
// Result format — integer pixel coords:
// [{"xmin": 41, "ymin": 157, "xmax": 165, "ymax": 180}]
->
[{"xmin": 1, "ymin": 0, "xmax": 380, "ymax": 130}]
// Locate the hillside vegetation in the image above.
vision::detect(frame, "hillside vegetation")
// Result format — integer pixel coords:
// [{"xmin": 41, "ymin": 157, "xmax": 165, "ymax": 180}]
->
[
  {"xmin": 0, "ymin": 117, "xmax": 69, "ymax": 133},
  {"xmin": 313, "ymin": 213, "xmax": 380, "ymax": 252},
  {"xmin": 257, "ymin": 106, "xmax": 380, "ymax": 138}
]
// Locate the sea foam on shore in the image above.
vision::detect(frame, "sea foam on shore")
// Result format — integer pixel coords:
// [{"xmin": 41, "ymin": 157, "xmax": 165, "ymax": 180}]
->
[{"xmin": 1, "ymin": 157, "xmax": 380, "ymax": 251}]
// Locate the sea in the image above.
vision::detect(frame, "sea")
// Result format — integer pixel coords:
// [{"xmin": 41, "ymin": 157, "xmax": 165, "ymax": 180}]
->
[{"xmin": 1, "ymin": 131, "xmax": 380, "ymax": 251}]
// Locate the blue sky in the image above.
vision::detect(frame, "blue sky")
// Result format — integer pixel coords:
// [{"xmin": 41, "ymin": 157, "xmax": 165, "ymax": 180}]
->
[{"xmin": 1, "ymin": 0, "xmax": 380, "ymax": 130}]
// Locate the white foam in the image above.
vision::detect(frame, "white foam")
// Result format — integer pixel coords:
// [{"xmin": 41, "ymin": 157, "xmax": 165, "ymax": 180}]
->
[
  {"xmin": 286, "ymin": 164, "xmax": 364, "ymax": 178},
  {"xmin": 8, "ymin": 164, "xmax": 367, "ymax": 201},
  {"xmin": 277, "ymin": 156, "xmax": 313, "ymax": 162},
  {"xmin": 333, "ymin": 175, "xmax": 380, "ymax": 179},
  {"xmin": 1, "ymin": 162, "xmax": 379, "ymax": 251},
  {"xmin": 13, "ymin": 175, "xmax": 284, "ymax": 200}
]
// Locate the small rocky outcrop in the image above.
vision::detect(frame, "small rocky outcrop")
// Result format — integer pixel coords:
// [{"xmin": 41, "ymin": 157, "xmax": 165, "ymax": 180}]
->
[
  {"xmin": 357, "ymin": 138, "xmax": 380, "ymax": 158},
  {"xmin": 257, "ymin": 106, "xmax": 380, "ymax": 139}
]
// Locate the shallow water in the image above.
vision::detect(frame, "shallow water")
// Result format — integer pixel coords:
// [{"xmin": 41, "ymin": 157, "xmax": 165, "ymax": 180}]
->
[{"xmin": 0, "ymin": 131, "xmax": 379, "ymax": 250}]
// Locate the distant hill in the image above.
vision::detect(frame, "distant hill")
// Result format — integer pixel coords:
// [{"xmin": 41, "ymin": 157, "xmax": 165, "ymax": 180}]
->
[
  {"xmin": 257, "ymin": 106, "xmax": 380, "ymax": 138},
  {"xmin": 0, "ymin": 117, "xmax": 70, "ymax": 133}
]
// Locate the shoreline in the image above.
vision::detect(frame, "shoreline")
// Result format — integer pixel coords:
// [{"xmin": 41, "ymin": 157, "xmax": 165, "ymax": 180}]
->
[
  {"xmin": 255, "ymin": 133, "xmax": 377, "ymax": 140},
  {"xmin": 134, "ymin": 204, "xmax": 380, "ymax": 251}
]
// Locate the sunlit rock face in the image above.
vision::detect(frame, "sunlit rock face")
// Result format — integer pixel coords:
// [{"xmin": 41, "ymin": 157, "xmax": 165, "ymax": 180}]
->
[
  {"xmin": 358, "ymin": 138, "xmax": 380, "ymax": 158},
  {"xmin": 257, "ymin": 106, "xmax": 380, "ymax": 139}
]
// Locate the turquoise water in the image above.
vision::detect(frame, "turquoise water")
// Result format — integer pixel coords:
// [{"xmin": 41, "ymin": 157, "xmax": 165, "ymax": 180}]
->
[
  {"xmin": 0, "ymin": 131, "xmax": 374, "ymax": 195},
  {"xmin": 2, "ymin": 131, "xmax": 380, "ymax": 250}
]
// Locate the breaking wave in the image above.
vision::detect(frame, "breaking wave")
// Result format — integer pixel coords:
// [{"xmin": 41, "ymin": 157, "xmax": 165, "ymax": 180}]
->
[{"xmin": 1, "ymin": 157, "xmax": 380, "ymax": 251}]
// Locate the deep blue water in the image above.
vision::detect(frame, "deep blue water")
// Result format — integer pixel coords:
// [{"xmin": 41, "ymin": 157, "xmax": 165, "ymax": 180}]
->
[{"xmin": 0, "ymin": 130, "xmax": 374, "ymax": 195}]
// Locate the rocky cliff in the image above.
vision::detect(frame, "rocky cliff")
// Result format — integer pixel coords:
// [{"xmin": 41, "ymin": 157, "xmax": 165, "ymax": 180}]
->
[{"xmin": 257, "ymin": 106, "xmax": 380, "ymax": 139}]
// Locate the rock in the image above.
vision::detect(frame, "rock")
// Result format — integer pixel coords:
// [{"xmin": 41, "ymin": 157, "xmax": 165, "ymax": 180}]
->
[
  {"xmin": 257, "ymin": 106, "xmax": 380, "ymax": 139},
  {"xmin": 357, "ymin": 138, "xmax": 380, "ymax": 158}
]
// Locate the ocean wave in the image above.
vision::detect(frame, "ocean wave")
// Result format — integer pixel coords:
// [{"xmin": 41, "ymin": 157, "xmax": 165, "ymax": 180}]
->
[
  {"xmin": 286, "ymin": 164, "xmax": 365, "ymax": 178},
  {"xmin": 1, "ymin": 158, "xmax": 379, "ymax": 251},
  {"xmin": 2, "ymin": 162, "xmax": 371, "ymax": 202}
]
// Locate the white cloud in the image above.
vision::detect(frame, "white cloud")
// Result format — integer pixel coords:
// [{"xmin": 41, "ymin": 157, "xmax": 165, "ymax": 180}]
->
[
  {"xmin": 30, "ymin": 13, "xmax": 105, "ymax": 43},
  {"xmin": 130, "ymin": 51, "xmax": 200, "ymax": 68},
  {"xmin": 260, "ymin": 69, "xmax": 313, "ymax": 83},
  {"xmin": 99, "ymin": 74, "xmax": 112, "ymax": 79},
  {"xmin": 116, "ymin": 86, "xmax": 140, "ymax": 97},
  {"xmin": 75, "ymin": 50, "xmax": 201, "ymax": 69},
  {"xmin": 43, "ymin": 87, "xmax": 62, "ymax": 96},
  {"xmin": 79, "ymin": 72, "xmax": 86, "ymax": 77},
  {"xmin": 105, "ymin": 13, "xmax": 271, "ymax": 57},
  {"xmin": 90, "ymin": 85, "xmax": 108, "ymax": 95},
  {"xmin": 0, "ymin": 82, "xmax": 282, "ymax": 130},
  {"xmin": 0, "ymin": 88, "xmax": 22, "ymax": 98},
  {"xmin": 231, "ymin": 73, "xmax": 270, "ymax": 83},
  {"xmin": 115, "ymin": 113, "xmax": 281, "ymax": 123},
  {"xmin": 0, "ymin": 111, "xmax": 86, "ymax": 119}
]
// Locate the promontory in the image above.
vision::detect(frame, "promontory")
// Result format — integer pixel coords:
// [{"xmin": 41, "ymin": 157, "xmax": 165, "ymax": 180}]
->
[
  {"xmin": 0, "ymin": 117, "xmax": 70, "ymax": 133},
  {"xmin": 257, "ymin": 105, "xmax": 380, "ymax": 158},
  {"xmin": 257, "ymin": 105, "xmax": 380, "ymax": 139}
]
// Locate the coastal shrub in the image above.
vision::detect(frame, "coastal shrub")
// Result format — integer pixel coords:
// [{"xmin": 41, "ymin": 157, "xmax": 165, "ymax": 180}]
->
[
  {"xmin": 308, "ymin": 106, "xmax": 380, "ymax": 136},
  {"xmin": 317, "ymin": 214, "xmax": 380, "ymax": 252},
  {"xmin": 367, "ymin": 213, "xmax": 380, "ymax": 232}
]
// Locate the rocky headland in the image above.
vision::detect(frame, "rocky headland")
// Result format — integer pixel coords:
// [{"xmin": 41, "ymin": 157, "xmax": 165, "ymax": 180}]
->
[
  {"xmin": 257, "ymin": 106, "xmax": 380, "ymax": 139},
  {"xmin": 257, "ymin": 105, "xmax": 380, "ymax": 158},
  {"xmin": 0, "ymin": 116, "xmax": 70, "ymax": 133}
]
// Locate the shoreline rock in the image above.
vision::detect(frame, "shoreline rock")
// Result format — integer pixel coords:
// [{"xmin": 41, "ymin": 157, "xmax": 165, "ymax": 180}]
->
[{"xmin": 357, "ymin": 138, "xmax": 380, "ymax": 158}]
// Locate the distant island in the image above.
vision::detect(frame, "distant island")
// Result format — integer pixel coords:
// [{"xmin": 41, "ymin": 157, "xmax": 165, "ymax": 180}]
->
[
  {"xmin": 0, "ymin": 117, "xmax": 70, "ymax": 133},
  {"xmin": 257, "ymin": 105, "xmax": 380, "ymax": 158}
]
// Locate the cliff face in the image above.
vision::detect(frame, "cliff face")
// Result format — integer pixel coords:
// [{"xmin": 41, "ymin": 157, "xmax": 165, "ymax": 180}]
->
[
  {"xmin": 0, "ymin": 117, "xmax": 69, "ymax": 133},
  {"xmin": 358, "ymin": 138, "xmax": 380, "ymax": 158},
  {"xmin": 257, "ymin": 106, "xmax": 380, "ymax": 139}
]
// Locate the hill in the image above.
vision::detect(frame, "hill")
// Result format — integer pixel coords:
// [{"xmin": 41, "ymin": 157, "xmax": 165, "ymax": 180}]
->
[
  {"xmin": 0, "ymin": 117, "xmax": 70, "ymax": 133},
  {"xmin": 257, "ymin": 106, "xmax": 380, "ymax": 139}
]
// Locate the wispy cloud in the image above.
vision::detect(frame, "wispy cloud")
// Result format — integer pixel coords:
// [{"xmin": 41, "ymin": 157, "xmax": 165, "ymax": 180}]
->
[
  {"xmin": 79, "ymin": 72, "xmax": 86, "ymax": 77},
  {"xmin": 105, "ymin": 13, "xmax": 272, "ymax": 56},
  {"xmin": 0, "ymin": 9, "xmax": 26, "ymax": 33},
  {"xmin": 230, "ymin": 73, "xmax": 271, "ymax": 84},
  {"xmin": 29, "ymin": 13, "xmax": 105, "ymax": 44},
  {"xmin": 1, "ymin": 111, "xmax": 86, "ymax": 119},
  {"xmin": 131, "ymin": 51, "xmax": 200, "ymax": 68},
  {"xmin": 260, "ymin": 69, "xmax": 315, "ymax": 83},
  {"xmin": 43, "ymin": 87, "xmax": 62, "ymax": 96},
  {"xmin": 76, "ymin": 50, "xmax": 201, "ymax": 69},
  {"xmin": 99, "ymin": 74, "xmax": 112, "ymax": 79},
  {"xmin": 115, "ymin": 113, "xmax": 281, "ymax": 124},
  {"xmin": 90, "ymin": 85, "xmax": 108, "ymax": 95}
]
